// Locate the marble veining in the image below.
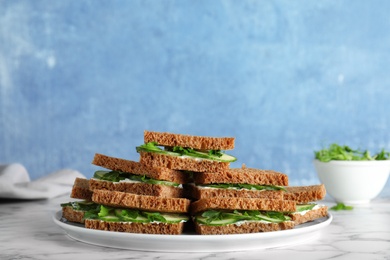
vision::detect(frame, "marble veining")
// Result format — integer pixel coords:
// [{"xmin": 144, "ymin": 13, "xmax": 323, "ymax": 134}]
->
[{"xmin": 1, "ymin": 195, "xmax": 389, "ymax": 260}]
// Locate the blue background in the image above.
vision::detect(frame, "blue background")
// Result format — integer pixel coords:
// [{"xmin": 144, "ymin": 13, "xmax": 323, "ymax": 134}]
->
[{"xmin": 1, "ymin": 1, "xmax": 389, "ymax": 190}]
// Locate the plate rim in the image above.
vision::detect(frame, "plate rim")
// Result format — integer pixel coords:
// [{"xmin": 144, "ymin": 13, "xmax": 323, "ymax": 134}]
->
[{"xmin": 52, "ymin": 210, "xmax": 332, "ymax": 252}]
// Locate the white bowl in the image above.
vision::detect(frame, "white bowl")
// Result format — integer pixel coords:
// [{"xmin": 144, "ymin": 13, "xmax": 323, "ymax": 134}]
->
[{"xmin": 313, "ymin": 159, "xmax": 390, "ymax": 204}]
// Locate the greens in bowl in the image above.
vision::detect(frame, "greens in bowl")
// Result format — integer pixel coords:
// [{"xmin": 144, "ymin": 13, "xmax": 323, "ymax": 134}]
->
[{"xmin": 314, "ymin": 143, "xmax": 390, "ymax": 162}]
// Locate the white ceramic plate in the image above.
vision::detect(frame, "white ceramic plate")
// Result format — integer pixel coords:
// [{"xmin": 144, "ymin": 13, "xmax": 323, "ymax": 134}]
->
[{"xmin": 52, "ymin": 211, "xmax": 332, "ymax": 252}]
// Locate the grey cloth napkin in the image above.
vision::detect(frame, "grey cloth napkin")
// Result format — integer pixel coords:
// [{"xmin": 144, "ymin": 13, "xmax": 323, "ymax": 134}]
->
[{"xmin": 0, "ymin": 163, "xmax": 85, "ymax": 199}]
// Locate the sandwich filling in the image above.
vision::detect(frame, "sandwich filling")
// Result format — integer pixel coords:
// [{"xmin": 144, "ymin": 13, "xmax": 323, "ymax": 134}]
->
[
  {"xmin": 194, "ymin": 209, "xmax": 292, "ymax": 226},
  {"xmin": 197, "ymin": 183, "xmax": 287, "ymax": 192},
  {"xmin": 61, "ymin": 200, "xmax": 100, "ymax": 212},
  {"xmin": 62, "ymin": 201, "xmax": 188, "ymax": 224},
  {"xmin": 294, "ymin": 204, "xmax": 324, "ymax": 216},
  {"xmin": 194, "ymin": 204, "xmax": 319, "ymax": 226},
  {"xmin": 93, "ymin": 170, "xmax": 181, "ymax": 187},
  {"xmin": 136, "ymin": 142, "xmax": 237, "ymax": 162}
]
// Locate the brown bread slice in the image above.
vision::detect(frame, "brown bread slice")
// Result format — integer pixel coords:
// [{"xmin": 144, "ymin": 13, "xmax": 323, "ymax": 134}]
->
[
  {"xmin": 85, "ymin": 219, "xmax": 185, "ymax": 235},
  {"xmin": 290, "ymin": 205, "xmax": 328, "ymax": 225},
  {"xmin": 191, "ymin": 197, "xmax": 296, "ymax": 214},
  {"xmin": 283, "ymin": 184, "xmax": 326, "ymax": 203},
  {"xmin": 193, "ymin": 168, "xmax": 289, "ymax": 186},
  {"xmin": 92, "ymin": 153, "xmax": 190, "ymax": 184},
  {"xmin": 89, "ymin": 178, "xmax": 185, "ymax": 198},
  {"xmin": 139, "ymin": 152, "xmax": 230, "ymax": 172},
  {"xmin": 70, "ymin": 178, "xmax": 93, "ymax": 200},
  {"xmin": 187, "ymin": 184, "xmax": 284, "ymax": 200},
  {"xmin": 92, "ymin": 189, "xmax": 191, "ymax": 213},
  {"xmin": 62, "ymin": 206, "xmax": 85, "ymax": 224},
  {"xmin": 194, "ymin": 220, "xmax": 295, "ymax": 235},
  {"xmin": 144, "ymin": 130, "xmax": 235, "ymax": 150}
]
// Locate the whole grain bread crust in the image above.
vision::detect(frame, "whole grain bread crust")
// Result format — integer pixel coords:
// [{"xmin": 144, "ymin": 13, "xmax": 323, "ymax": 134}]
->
[
  {"xmin": 89, "ymin": 178, "xmax": 185, "ymax": 198},
  {"xmin": 290, "ymin": 205, "xmax": 328, "ymax": 225},
  {"xmin": 62, "ymin": 206, "xmax": 85, "ymax": 224},
  {"xmin": 92, "ymin": 189, "xmax": 191, "ymax": 213},
  {"xmin": 284, "ymin": 184, "xmax": 326, "ymax": 203},
  {"xmin": 190, "ymin": 197, "xmax": 296, "ymax": 214},
  {"xmin": 139, "ymin": 152, "xmax": 230, "ymax": 173},
  {"xmin": 92, "ymin": 153, "xmax": 190, "ymax": 183},
  {"xmin": 85, "ymin": 219, "xmax": 185, "ymax": 235},
  {"xmin": 187, "ymin": 184, "xmax": 284, "ymax": 200},
  {"xmin": 193, "ymin": 168, "xmax": 288, "ymax": 186},
  {"xmin": 194, "ymin": 221, "xmax": 295, "ymax": 235},
  {"xmin": 70, "ymin": 178, "xmax": 93, "ymax": 200},
  {"xmin": 144, "ymin": 130, "xmax": 235, "ymax": 150}
]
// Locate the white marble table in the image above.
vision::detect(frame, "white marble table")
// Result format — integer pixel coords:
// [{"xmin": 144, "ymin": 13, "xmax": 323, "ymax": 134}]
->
[{"xmin": 1, "ymin": 192, "xmax": 389, "ymax": 260}]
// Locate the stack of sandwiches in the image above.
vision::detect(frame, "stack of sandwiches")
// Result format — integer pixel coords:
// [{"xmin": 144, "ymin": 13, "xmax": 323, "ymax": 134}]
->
[{"xmin": 60, "ymin": 130, "xmax": 328, "ymax": 236}]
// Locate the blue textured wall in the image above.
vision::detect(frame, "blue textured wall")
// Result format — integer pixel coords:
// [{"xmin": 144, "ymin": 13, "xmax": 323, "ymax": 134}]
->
[{"xmin": 1, "ymin": 1, "xmax": 389, "ymax": 189}]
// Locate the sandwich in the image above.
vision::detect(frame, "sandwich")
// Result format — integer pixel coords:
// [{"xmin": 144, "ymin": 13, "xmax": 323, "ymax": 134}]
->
[
  {"xmin": 187, "ymin": 166, "xmax": 288, "ymax": 200},
  {"xmin": 61, "ymin": 177, "xmax": 96, "ymax": 223},
  {"xmin": 90, "ymin": 153, "xmax": 190, "ymax": 198},
  {"xmin": 188, "ymin": 168, "xmax": 328, "ymax": 230},
  {"xmin": 84, "ymin": 190, "xmax": 191, "ymax": 235},
  {"xmin": 61, "ymin": 152, "xmax": 192, "ymax": 234},
  {"xmin": 62, "ymin": 188, "xmax": 191, "ymax": 234},
  {"xmin": 284, "ymin": 184, "xmax": 328, "ymax": 225},
  {"xmin": 136, "ymin": 130, "xmax": 237, "ymax": 172},
  {"xmin": 59, "ymin": 130, "xmax": 329, "ymax": 236},
  {"xmin": 190, "ymin": 197, "xmax": 296, "ymax": 235},
  {"xmin": 61, "ymin": 200, "xmax": 99, "ymax": 224}
]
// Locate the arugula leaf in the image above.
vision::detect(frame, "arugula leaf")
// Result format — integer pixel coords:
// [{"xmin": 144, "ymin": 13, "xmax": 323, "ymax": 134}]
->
[
  {"xmin": 264, "ymin": 211, "xmax": 291, "ymax": 222},
  {"xmin": 136, "ymin": 142, "xmax": 165, "ymax": 153},
  {"xmin": 208, "ymin": 149, "xmax": 223, "ymax": 157},
  {"xmin": 83, "ymin": 210, "xmax": 99, "ymax": 220},
  {"xmin": 115, "ymin": 209, "xmax": 140, "ymax": 219},
  {"xmin": 61, "ymin": 201, "xmax": 100, "ymax": 212},
  {"xmin": 330, "ymin": 203, "xmax": 354, "ymax": 211},
  {"xmin": 98, "ymin": 205, "xmax": 112, "ymax": 217},
  {"xmin": 374, "ymin": 149, "xmax": 390, "ymax": 160},
  {"xmin": 201, "ymin": 210, "xmax": 224, "ymax": 224},
  {"xmin": 172, "ymin": 146, "xmax": 194, "ymax": 155},
  {"xmin": 315, "ymin": 143, "xmax": 390, "ymax": 162},
  {"xmin": 94, "ymin": 170, "xmax": 124, "ymax": 182},
  {"xmin": 143, "ymin": 212, "xmax": 167, "ymax": 223}
]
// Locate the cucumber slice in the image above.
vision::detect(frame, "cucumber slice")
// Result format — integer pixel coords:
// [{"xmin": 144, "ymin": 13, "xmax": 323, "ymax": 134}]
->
[
  {"xmin": 99, "ymin": 215, "xmax": 120, "ymax": 222},
  {"xmin": 76, "ymin": 201, "xmax": 96, "ymax": 206},
  {"xmin": 190, "ymin": 150, "xmax": 237, "ymax": 162},
  {"xmin": 114, "ymin": 209, "xmax": 149, "ymax": 223},
  {"xmin": 93, "ymin": 170, "xmax": 110, "ymax": 179},
  {"xmin": 136, "ymin": 144, "xmax": 181, "ymax": 156},
  {"xmin": 217, "ymin": 153, "xmax": 237, "ymax": 162},
  {"xmin": 257, "ymin": 213, "xmax": 284, "ymax": 223},
  {"xmin": 195, "ymin": 215, "xmax": 238, "ymax": 226},
  {"xmin": 137, "ymin": 142, "xmax": 237, "ymax": 162},
  {"xmin": 121, "ymin": 215, "xmax": 149, "ymax": 223},
  {"xmin": 161, "ymin": 213, "xmax": 189, "ymax": 223},
  {"xmin": 296, "ymin": 204, "xmax": 316, "ymax": 212}
]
